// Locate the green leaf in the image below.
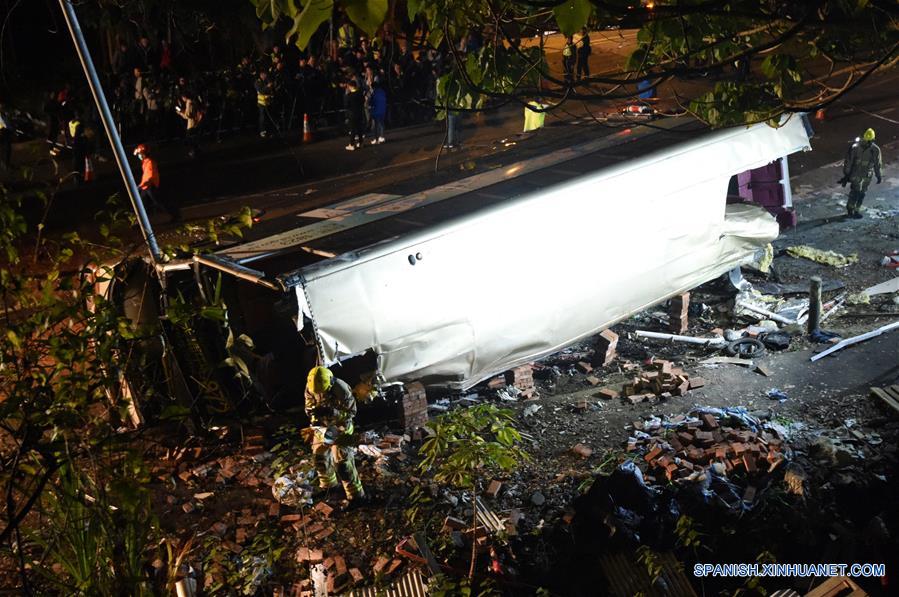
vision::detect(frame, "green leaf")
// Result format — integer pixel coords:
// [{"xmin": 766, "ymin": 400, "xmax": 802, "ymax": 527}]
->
[
  {"xmin": 407, "ymin": 0, "xmax": 425, "ymax": 20},
  {"xmin": 342, "ymin": 0, "xmax": 388, "ymax": 38},
  {"xmin": 554, "ymin": 0, "xmax": 592, "ymax": 37},
  {"xmin": 287, "ymin": 0, "xmax": 334, "ymax": 50}
]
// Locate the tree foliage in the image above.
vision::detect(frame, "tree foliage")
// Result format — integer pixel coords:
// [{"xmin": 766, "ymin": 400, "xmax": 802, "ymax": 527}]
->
[{"xmin": 251, "ymin": 0, "xmax": 899, "ymax": 126}]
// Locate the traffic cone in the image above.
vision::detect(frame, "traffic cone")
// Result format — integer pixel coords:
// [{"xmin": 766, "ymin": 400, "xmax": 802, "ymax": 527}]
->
[
  {"xmin": 303, "ymin": 113, "xmax": 313, "ymax": 143},
  {"xmin": 83, "ymin": 156, "xmax": 94, "ymax": 183},
  {"xmin": 814, "ymin": 108, "xmax": 826, "ymax": 121}
]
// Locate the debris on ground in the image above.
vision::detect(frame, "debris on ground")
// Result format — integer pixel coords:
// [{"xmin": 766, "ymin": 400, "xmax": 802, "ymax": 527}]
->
[
  {"xmin": 626, "ymin": 408, "xmax": 787, "ymax": 495},
  {"xmin": 619, "ymin": 360, "xmax": 704, "ymax": 404},
  {"xmin": 810, "ymin": 319, "xmax": 899, "ymax": 361},
  {"xmin": 786, "ymin": 245, "xmax": 859, "ymax": 268}
]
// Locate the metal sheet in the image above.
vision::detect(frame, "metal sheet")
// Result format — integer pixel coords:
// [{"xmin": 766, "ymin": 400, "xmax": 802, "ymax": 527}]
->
[{"xmin": 295, "ymin": 117, "xmax": 811, "ymax": 389}]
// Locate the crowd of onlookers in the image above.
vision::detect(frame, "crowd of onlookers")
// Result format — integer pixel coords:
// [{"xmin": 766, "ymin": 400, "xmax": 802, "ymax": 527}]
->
[{"xmin": 39, "ymin": 24, "xmax": 471, "ymax": 164}]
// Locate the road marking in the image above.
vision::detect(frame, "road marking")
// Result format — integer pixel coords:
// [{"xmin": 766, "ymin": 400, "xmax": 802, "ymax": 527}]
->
[{"xmin": 220, "ymin": 123, "xmax": 673, "ymax": 262}]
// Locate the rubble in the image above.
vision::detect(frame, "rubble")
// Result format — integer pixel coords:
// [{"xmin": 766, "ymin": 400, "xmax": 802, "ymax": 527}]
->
[
  {"xmin": 594, "ymin": 329, "xmax": 619, "ymax": 366},
  {"xmin": 619, "ymin": 360, "xmax": 704, "ymax": 403},
  {"xmin": 399, "ymin": 382, "xmax": 429, "ymax": 431},
  {"xmin": 668, "ymin": 292, "xmax": 690, "ymax": 334},
  {"xmin": 786, "ymin": 245, "xmax": 859, "ymax": 268},
  {"xmin": 626, "ymin": 408, "xmax": 787, "ymax": 497}
]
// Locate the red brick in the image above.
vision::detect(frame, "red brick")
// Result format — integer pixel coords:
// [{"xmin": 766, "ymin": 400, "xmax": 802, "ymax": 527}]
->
[
  {"xmin": 586, "ymin": 375, "xmax": 602, "ymax": 387},
  {"xmin": 373, "ymin": 556, "xmax": 391, "ymax": 574},
  {"xmin": 644, "ymin": 446, "xmax": 663, "ymax": 463},
  {"xmin": 485, "ymin": 480, "xmax": 502, "ymax": 498},
  {"xmin": 576, "ymin": 361, "xmax": 593, "ymax": 374},
  {"xmin": 594, "ymin": 329, "xmax": 619, "ymax": 366},
  {"xmin": 570, "ymin": 443, "xmax": 593, "ymax": 458},
  {"xmin": 349, "ymin": 568, "xmax": 364, "ymax": 584}
]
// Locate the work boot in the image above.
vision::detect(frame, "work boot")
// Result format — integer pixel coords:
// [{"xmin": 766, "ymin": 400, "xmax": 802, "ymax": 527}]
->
[{"xmin": 341, "ymin": 491, "xmax": 372, "ymax": 511}]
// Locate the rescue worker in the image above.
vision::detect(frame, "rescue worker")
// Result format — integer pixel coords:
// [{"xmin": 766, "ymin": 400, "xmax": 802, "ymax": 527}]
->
[
  {"xmin": 255, "ymin": 70, "xmax": 274, "ymax": 137},
  {"xmin": 133, "ymin": 143, "xmax": 180, "ymax": 221},
  {"xmin": 840, "ymin": 128, "xmax": 883, "ymax": 219},
  {"xmin": 304, "ymin": 366, "xmax": 366, "ymax": 505},
  {"xmin": 69, "ymin": 116, "xmax": 88, "ymax": 185}
]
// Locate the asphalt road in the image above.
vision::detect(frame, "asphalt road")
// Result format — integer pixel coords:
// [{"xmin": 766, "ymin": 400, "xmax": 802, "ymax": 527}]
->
[{"xmin": 14, "ymin": 33, "xmax": 898, "ymax": 248}]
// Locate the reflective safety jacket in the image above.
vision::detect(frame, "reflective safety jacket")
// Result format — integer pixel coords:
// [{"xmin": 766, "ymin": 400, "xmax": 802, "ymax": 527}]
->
[
  {"xmin": 304, "ymin": 377, "xmax": 356, "ymax": 434},
  {"xmin": 139, "ymin": 157, "xmax": 160, "ymax": 190},
  {"xmin": 843, "ymin": 140, "xmax": 882, "ymax": 182}
]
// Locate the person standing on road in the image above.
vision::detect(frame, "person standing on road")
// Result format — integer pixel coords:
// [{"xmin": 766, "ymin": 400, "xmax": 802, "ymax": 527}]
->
[
  {"xmin": 69, "ymin": 115, "xmax": 88, "ymax": 185},
  {"xmin": 840, "ymin": 128, "xmax": 883, "ymax": 219},
  {"xmin": 369, "ymin": 83, "xmax": 387, "ymax": 144},
  {"xmin": 304, "ymin": 366, "xmax": 366, "ymax": 506},
  {"xmin": 133, "ymin": 143, "xmax": 180, "ymax": 222},
  {"xmin": 344, "ymin": 77, "xmax": 366, "ymax": 150},
  {"xmin": 176, "ymin": 92, "xmax": 203, "ymax": 159},
  {"xmin": 255, "ymin": 70, "xmax": 275, "ymax": 137},
  {"xmin": 562, "ymin": 36, "xmax": 576, "ymax": 84},
  {"xmin": 576, "ymin": 27, "xmax": 591, "ymax": 80}
]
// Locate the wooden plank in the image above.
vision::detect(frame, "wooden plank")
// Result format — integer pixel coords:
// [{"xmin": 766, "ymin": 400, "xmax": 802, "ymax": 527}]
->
[
  {"xmin": 870, "ymin": 387, "xmax": 899, "ymax": 417},
  {"xmin": 804, "ymin": 576, "xmax": 868, "ymax": 597}
]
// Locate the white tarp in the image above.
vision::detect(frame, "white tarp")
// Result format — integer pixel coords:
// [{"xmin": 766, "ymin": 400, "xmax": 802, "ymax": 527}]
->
[{"xmin": 295, "ymin": 117, "xmax": 812, "ymax": 389}]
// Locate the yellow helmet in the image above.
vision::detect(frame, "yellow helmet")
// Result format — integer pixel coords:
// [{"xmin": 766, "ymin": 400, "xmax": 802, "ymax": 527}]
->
[
  {"xmin": 863, "ymin": 128, "xmax": 875, "ymax": 142},
  {"xmin": 307, "ymin": 366, "xmax": 333, "ymax": 393}
]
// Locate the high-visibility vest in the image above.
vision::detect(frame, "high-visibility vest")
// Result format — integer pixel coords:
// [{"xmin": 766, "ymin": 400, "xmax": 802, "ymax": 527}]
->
[
  {"xmin": 523, "ymin": 102, "xmax": 546, "ymax": 132},
  {"xmin": 257, "ymin": 92, "xmax": 271, "ymax": 107},
  {"xmin": 338, "ymin": 24, "xmax": 354, "ymax": 48},
  {"xmin": 68, "ymin": 119, "xmax": 81, "ymax": 138}
]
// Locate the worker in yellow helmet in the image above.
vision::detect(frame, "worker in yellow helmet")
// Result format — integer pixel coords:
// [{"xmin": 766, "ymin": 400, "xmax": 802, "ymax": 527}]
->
[
  {"xmin": 840, "ymin": 128, "xmax": 883, "ymax": 219},
  {"xmin": 304, "ymin": 366, "xmax": 366, "ymax": 505}
]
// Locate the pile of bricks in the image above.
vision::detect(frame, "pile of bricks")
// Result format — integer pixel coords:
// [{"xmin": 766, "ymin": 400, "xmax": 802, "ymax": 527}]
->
[
  {"xmin": 669, "ymin": 292, "xmax": 690, "ymax": 334},
  {"xmin": 483, "ymin": 364, "xmax": 537, "ymax": 399},
  {"xmin": 505, "ymin": 365, "xmax": 536, "ymax": 399},
  {"xmin": 628, "ymin": 412, "xmax": 787, "ymax": 498},
  {"xmin": 619, "ymin": 359, "xmax": 705, "ymax": 405},
  {"xmin": 399, "ymin": 382, "xmax": 428, "ymax": 432}
]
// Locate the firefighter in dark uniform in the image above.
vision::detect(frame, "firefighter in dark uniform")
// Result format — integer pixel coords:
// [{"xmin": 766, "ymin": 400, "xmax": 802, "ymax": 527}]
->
[{"xmin": 840, "ymin": 127, "xmax": 883, "ymax": 219}]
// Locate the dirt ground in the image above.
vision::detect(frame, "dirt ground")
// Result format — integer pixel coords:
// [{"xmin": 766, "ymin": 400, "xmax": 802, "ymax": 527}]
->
[{"xmin": 134, "ymin": 148, "xmax": 899, "ymax": 596}]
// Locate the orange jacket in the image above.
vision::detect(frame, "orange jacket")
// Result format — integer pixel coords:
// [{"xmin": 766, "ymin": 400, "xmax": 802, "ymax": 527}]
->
[{"xmin": 139, "ymin": 157, "xmax": 160, "ymax": 190}]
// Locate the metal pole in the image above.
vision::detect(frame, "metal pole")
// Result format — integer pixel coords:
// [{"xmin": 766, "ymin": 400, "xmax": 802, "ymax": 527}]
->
[
  {"xmin": 808, "ymin": 276, "xmax": 822, "ymax": 334},
  {"xmin": 58, "ymin": 0, "xmax": 163, "ymax": 264}
]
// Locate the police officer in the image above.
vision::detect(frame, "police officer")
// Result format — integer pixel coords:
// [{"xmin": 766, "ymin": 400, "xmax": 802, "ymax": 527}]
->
[
  {"xmin": 840, "ymin": 128, "xmax": 883, "ymax": 219},
  {"xmin": 304, "ymin": 367, "xmax": 366, "ymax": 505}
]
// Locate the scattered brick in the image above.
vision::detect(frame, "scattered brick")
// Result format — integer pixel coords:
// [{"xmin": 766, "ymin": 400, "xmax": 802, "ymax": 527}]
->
[
  {"xmin": 386, "ymin": 559, "xmax": 403, "ymax": 576},
  {"xmin": 349, "ymin": 568, "xmax": 364, "ymax": 584},
  {"xmin": 596, "ymin": 387, "xmax": 619, "ymax": 399},
  {"xmin": 485, "ymin": 480, "xmax": 502, "ymax": 498},
  {"xmin": 373, "ymin": 556, "xmax": 391, "ymax": 574},
  {"xmin": 571, "ymin": 443, "xmax": 593, "ymax": 459},
  {"xmin": 576, "ymin": 361, "xmax": 593, "ymax": 374},
  {"xmin": 296, "ymin": 547, "xmax": 323, "ymax": 563},
  {"xmin": 586, "ymin": 375, "xmax": 602, "ymax": 386},
  {"xmin": 594, "ymin": 329, "xmax": 619, "ymax": 366},
  {"xmin": 313, "ymin": 502, "xmax": 334, "ymax": 518}
]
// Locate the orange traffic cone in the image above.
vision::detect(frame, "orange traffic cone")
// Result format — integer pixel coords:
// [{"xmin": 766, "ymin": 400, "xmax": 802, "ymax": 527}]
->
[
  {"xmin": 83, "ymin": 156, "xmax": 94, "ymax": 183},
  {"xmin": 814, "ymin": 108, "xmax": 826, "ymax": 121},
  {"xmin": 303, "ymin": 113, "xmax": 313, "ymax": 143}
]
